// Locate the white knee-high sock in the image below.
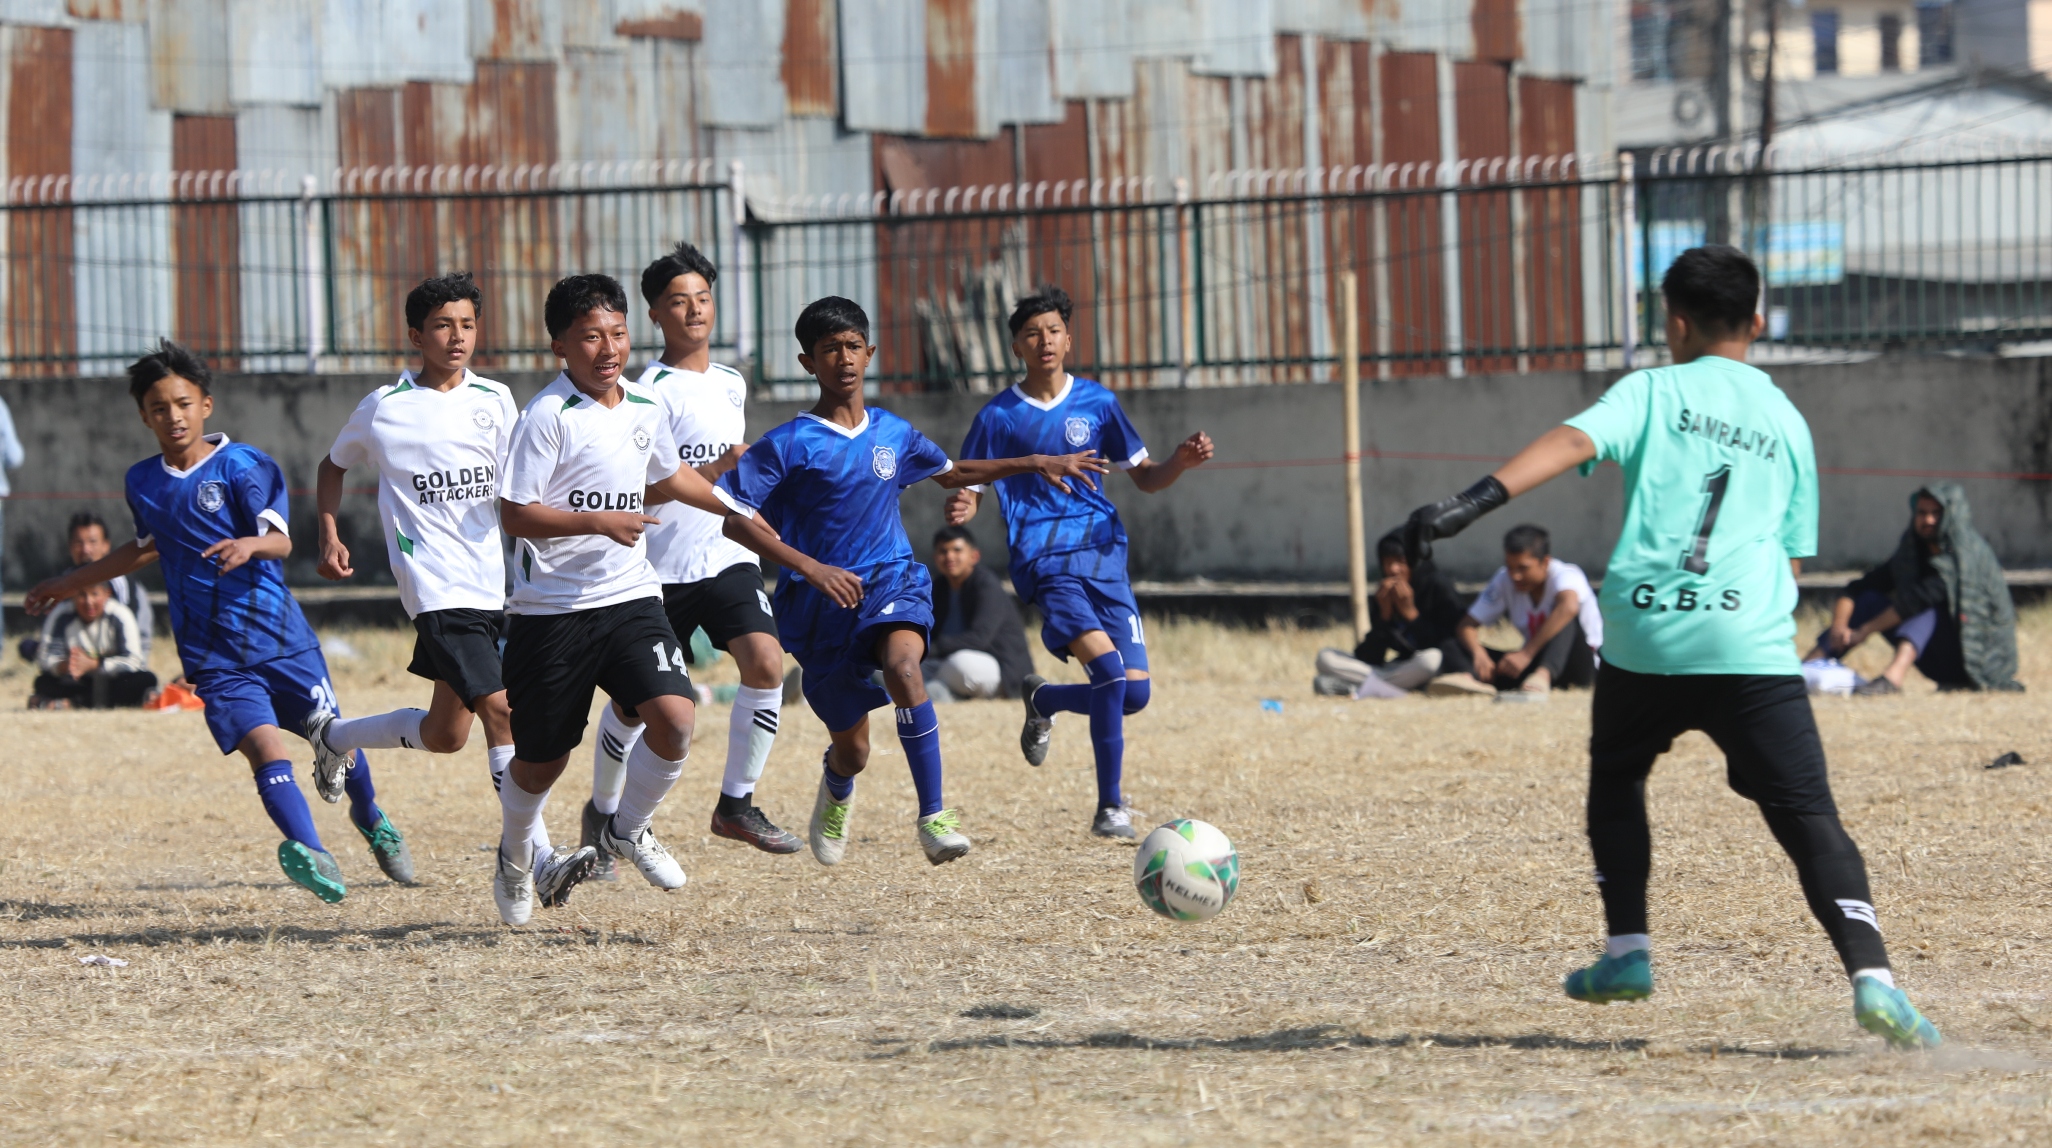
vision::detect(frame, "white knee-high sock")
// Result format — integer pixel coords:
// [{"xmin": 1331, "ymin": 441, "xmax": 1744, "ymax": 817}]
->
[
  {"xmin": 487, "ymin": 744, "xmax": 514, "ymax": 790},
  {"xmin": 723, "ymin": 685, "xmax": 782, "ymax": 800},
  {"xmin": 499, "ymin": 781, "xmax": 550, "ymax": 870},
  {"xmin": 325, "ymin": 708, "xmax": 428, "ymax": 752},
  {"xmin": 613, "ymin": 737, "xmax": 686, "ymax": 839},
  {"xmin": 592, "ymin": 705, "xmax": 640, "ymax": 815}
]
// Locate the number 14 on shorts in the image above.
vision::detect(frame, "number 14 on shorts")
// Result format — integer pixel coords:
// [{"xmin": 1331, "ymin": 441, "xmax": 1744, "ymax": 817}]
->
[{"xmin": 651, "ymin": 642, "xmax": 688, "ymax": 674}]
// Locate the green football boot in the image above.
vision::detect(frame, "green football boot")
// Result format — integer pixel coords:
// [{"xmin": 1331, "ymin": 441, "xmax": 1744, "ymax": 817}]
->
[
  {"xmin": 1564, "ymin": 948, "xmax": 1653, "ymax": 1003},
  {"xmin": 278, "ymin": 840, "xmax": 347, "ymax": 904},
  {"xmin": 1854, "ymin": 976, "xmax": 1942, "ymax": 1049},
  {"xmin": 354, "ymin": 812, "xmax": 417, "ymax": 884}
]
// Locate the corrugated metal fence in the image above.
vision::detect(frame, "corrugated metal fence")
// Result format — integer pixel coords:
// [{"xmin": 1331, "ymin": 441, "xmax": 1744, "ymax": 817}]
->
[{"xmin": 3, "ymin": 153, "xmax": 2049, "ymax": 386}]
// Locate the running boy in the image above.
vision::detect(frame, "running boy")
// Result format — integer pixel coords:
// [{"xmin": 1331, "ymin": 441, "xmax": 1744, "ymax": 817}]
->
[
  {"xmin": 717, "ymin": 296, "xmax": 1109, "ymax": 867},
  {"xmin": 1397, "ymin": 245, "xmax": 1940, "ymax": 1048},
  {"xmin": 580, "ymin": 242, "xmax": 801, "ymax": 880},
  {"xmin": 946, "ymin": 286, "xmax": 1213, "ymax": 838},
  {"xmin": 24, "ymin": 341, "xmax": 411, "ymax": 904},
  {"xmin": 491, "ymin": 274, "xmax": 828, "ymax": 926}
]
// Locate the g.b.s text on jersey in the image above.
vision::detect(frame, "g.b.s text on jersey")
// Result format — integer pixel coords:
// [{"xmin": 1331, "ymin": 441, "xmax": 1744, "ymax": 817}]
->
[
  {"xmin": 412, "ymin": 465, "xmax": 495, "ymax": 505},
  {"xmin": 569, "ymin": 490, "xmax": 644, "ymax": 511}
]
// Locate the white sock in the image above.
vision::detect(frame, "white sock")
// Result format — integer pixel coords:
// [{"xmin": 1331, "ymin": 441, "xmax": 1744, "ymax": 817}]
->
[
  {"xmin": 613, "ymin": 736, "xmax": 686, "ymax": 839},
  {"xmin": 325, "ymin": 708, "xmax": 427, "ymax": 752},
  {"xmin": 1852, "ymin": 967, "xmax": 1895, "ymax": 988},
  {"xmin": 487, "ymin": 744, "xmax": 515, "ymax": 790},
  {"xmin": 591, "ymin": 704, "xmax": 640, "ymax": 815},
  {"xmin": 1606, "ymin": 933, "xmax": 1651, "ymax": 958},
  {"xmin": 723, "ymin": 686, "xmax": 782, "ymax": 800},
  {"xmin": 499, "ymin": 780, "xmax": 550, "ymax": 870}
]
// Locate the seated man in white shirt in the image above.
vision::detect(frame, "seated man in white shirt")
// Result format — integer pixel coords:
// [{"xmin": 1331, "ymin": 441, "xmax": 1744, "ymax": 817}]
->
[
  {"xmin": 19, "ymin": 512, "xmax": 154, "ymax": 668},
  {"xmin": 30, "ymin": 582, "xmax": 159, "ymax": 710},
  {"xmin": 1430, "ymin": 524, "xmax": 1602, "ymax": 703}
]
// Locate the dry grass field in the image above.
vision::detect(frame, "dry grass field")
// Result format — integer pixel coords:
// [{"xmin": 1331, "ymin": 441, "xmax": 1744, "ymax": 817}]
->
[{"xmin": 3, "ymin": 608, "xmax": 2052, "ymax": 1145}]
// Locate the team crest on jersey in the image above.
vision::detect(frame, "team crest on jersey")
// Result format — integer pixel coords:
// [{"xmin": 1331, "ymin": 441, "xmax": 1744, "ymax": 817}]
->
[
  {"xmin": 471, "ymin": 407, "xmax": 495, "ymax": 430},
  {"xmin": 1064, "ymin": 416, "xmax": 1092, "ymax": 447},
  {"xmin": 195, "ymin": 480, "xmax": 226, "ymax": 513},
  {"xmin": 632, "ymin": 428, "xmax": 652, "ymax": 451},
  {"xmin": 872, "ymin": 445, "xmax": 898, "ymax": 479},
  {"xmin": 727, "ymin": 388, "xmax": 744, "ymax": 407}
]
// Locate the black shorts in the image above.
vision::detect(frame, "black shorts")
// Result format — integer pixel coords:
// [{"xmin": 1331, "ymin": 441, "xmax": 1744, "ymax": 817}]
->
[
  {"xmin": 1589, "ymin": 663, "xmax": 1837, "ymax": 815},
  {"xmin": 502, "ymin": 598, "xmax": 694, "ymax": 763},
  {"xmin": 407, "ymin": 608, "xmax": 506, "ymax": 708},
  {"xmin": 662, "ymin": 563, "xmax": 778, "ymax": 659}
]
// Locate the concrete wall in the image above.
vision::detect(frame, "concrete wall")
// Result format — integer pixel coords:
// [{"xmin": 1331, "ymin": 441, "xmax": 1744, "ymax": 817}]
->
[{"xmin": 5, "ymin": 355, "xmax": 2052, "ymax": 594}]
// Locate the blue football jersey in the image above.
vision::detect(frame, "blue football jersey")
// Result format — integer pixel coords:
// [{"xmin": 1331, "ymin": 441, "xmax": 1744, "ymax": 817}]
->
[
  {"xmin": 718, "ymin": 408, "xmax": 952, "ymax": 591},
  {"xmin": 959, "ymin": 376, "xmax": 1147, "ymax": 584},
  {"xmin": 125, "ymin": 434, "xmax": 320, "ymax": 675}
]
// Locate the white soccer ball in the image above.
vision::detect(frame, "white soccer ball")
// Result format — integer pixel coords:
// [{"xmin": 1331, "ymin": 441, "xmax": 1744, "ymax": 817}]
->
[{"xmin": 1133, "ymin": 819, "xmax": 1240, "ymax": 922}]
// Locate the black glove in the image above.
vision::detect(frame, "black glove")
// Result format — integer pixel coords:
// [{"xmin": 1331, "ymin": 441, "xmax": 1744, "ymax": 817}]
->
[{"xmin": 1401, "ymin": 475, "xmax": 1509, "ymax": 563}]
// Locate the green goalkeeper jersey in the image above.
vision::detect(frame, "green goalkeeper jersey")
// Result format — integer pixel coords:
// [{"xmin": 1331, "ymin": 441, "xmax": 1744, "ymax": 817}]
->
[{"xmin": 1564, "ymin": 355, "xmax": 1817, "ymax": 676}]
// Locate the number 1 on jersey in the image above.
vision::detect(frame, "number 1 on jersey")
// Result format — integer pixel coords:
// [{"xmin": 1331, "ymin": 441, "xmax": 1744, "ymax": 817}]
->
[{"xmin": 1680, "ymin": 465, "xmax": 1731, "ymax": 575}]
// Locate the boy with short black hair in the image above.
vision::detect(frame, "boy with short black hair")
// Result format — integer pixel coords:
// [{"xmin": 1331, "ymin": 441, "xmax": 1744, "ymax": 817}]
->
[
  {"xmin": 717, "ymin": 296, "xmax": 1109, "ymax": 866},
  {"xmin": 25, "ymin": 340, "xmax": 411, "ymax": 903},
  {"xmin": 580, "ymin": 241, "xmax": 801, "ymax": 880},
  {"xmin": 491, "ymin": 273, "xmax": 833, "ymax": 926},
  {"xmin": 1398, "ymin": 244, "xmax": 1940, "ymax": 1048},
  {"xmin": 947, "ymin": 285, "xmax": 1213, "ymax": 838}
]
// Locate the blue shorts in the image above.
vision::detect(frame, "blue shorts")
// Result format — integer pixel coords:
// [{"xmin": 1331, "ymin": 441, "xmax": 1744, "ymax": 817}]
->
[
  {"xmin": 189, "ymin": 645, "xmax": 339, "ymax": 755},
  {"xmin": 1021, "ymin": 570, "xmax": 1149, "ymax": 671},
  {"xmin": 780, "ymin": 561, "xmax": 934, "ymax": 733}
]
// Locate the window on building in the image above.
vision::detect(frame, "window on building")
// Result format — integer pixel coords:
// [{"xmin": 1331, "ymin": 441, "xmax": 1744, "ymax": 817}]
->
[
  {"xmin": 1880, "ymin": 13, "xmax": 1903, "ymax": 70},
  {"xmin": 1812, "ymin": 10, "xmax": 1841, "ymax": 74},
  {"xmin": 1631, "ymin": 2, "xmax": 1676, "ymax": 81},
  {"xmin": 1916, "ymin": 2, "xmax": 1954, "ymax": 65}
]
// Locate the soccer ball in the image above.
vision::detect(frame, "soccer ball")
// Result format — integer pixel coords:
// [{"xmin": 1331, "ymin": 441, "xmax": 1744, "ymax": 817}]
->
[{"xmin": 1133, "ymin": 819, "xmax": 1239, "ymax": 922}]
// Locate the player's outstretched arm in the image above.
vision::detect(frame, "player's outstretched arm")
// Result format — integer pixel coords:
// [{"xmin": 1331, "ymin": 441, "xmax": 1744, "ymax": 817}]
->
[
  {"xmin": 939, "ymin": 451, "xmax": 1112, "ymax": 493},
  {"xmin": 500, "ymin": 499, "xmax": 659, "ymax": 547},
  {"xmin": 720, "ymin": 513, "xmax": 865, "ymax": 609},
  {"xmin": 943, "ymin": 488, "xmax": 981, "ymax": 526},
  {"xmin": 644, "ymin": 462, "xmax": 738, "ymax": 517},
  {"xmin": 22, "ymin": 540, "xmax": 158, "ymax": 614},
  {"xmin": 314, "ymin": 456, "xmax": 353, "ymax": 580},
  {"xmin": 1129, "ymin": 430, "xmax": 1214, "ymax": 493},
  {"xmin": 1400, "ymin": 426, "xmax": 1596, "ymax": 560}
]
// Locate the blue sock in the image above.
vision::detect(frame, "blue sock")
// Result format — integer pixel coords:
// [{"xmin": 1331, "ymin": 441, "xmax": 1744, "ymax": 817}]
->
[
  {"xmin": 823, "ymin": 755, "xmax": 855, "ymax": 801},
  {"xmin": 255, "ymin": 761, "xmax": 324, "ymax": 852},
  {"xmin": 1122, "ymin": 677, "xmax": 1151, "ymax": 715},
  {"xmin": 896, "ymin": 700, "xmax": 945, "ymax": 817},
  {"xmin": 1084, "ymin": 652, "xmax": 1127, "ymax": 810},
  {"xmin": 344, "ymin": 749, "xmax": 382, "ymax": 831},
  {"xmin": 1035, "ymin": 680, "xmax": 1092, "ymax": 716}
]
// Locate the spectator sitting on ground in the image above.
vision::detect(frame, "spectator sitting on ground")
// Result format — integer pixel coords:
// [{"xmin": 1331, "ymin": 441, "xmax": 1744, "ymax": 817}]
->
[
  {"xmin": 18, "ymin": 512, "xmax": 154, "ymax": 666},
  {"xmin": 30, "ymin": 582, "xmax": 159, "ymax": 710},
  {"xmin": 924, "ymin": 525, "xmax": 1034, "ymax": 701},
  {"xmin": 1431, "ymin": 523, "xmax": 1602, "ymax": 703},
  {"xmin": 1804, "ymin": 482, "xmax": 2021, "ymax": 695},
  {"xmin": 1315, "ymin": 531, "xmax": 1468, "ymax": 698}
]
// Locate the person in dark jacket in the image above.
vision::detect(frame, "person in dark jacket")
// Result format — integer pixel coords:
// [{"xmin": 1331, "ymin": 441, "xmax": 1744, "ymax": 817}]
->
[
  {"xmin": 1805, "ymin": 484, "xmax": 2021, "ymax": 694},
  {"xmin": 925, "ymin": 526, "xmax": 1034, "ymax": 700},
  {"xmin": 1315, "ymin": 531, "xmax": 1470, "ymax": 697}
]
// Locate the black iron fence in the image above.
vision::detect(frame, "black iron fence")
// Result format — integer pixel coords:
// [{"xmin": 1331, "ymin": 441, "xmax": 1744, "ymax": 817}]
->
[{"xmin": 0, "ymin": 154, "xmax": 2046, "ymax": 386}]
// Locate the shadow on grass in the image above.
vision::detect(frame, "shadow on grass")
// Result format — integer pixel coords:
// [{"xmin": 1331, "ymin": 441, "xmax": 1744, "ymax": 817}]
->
[
  {"xmin": 872, "ymin": 1024, "xmax": 1851, "ymax": 1061},
  {"xmin": 0, "ymin": 917, "xmax": 657, "ymax": 950}
]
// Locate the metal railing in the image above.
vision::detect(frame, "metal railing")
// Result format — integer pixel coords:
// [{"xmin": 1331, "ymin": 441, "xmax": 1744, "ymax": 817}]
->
[{"xmin": 0, "ymin": 153, "xmax": 2047, "ymax": 385}]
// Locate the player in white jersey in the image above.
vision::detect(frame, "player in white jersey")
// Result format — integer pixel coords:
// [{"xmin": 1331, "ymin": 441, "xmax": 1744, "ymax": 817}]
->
[
  {"xmin": 580, "ymin": 242, "xmax": 800, "ymax": 875},
  {"xmin": 492, "ymin": 273, "xmax": 854, "ymax": 926}
]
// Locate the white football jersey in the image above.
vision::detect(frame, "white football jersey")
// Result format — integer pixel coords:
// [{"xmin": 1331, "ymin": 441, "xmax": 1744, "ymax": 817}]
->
[
  {"xmin": 326, "ymin": 369, "xmax": 517, "ymax": 618},
  {"xmin": 639, "ymin": 358, "xmax": 758, "ymax": 584},
  {"xmin": 502, "ymin": 373, "xmax": 681, "ymax": 615}
]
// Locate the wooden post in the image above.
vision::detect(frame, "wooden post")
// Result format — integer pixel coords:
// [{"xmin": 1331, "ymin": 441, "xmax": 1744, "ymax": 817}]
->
[{"xmin": 1342, "ymin": 271, "xmax": 1369, "ymax": 643}]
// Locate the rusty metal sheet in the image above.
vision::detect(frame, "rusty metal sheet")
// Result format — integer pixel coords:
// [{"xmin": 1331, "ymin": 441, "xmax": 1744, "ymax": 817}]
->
[
  {"xmin": 69, "ymin": 0, "xmax": 144, "ymax": 18},
  {"xmin": 624, "ymin": 35, "xmax": 700, "ymax": 161},
  {"xmin": 1522, "ymin": 0, "xmax": 1607, "ymax": 80},
  {"xmin": 457, "ymin": 60, "xmax": 557, "ymax": 165},
  {"xmin": 1192, "ymin": 0, "xmax": 1278, "ymax": 76},
  {"xmin": 1518, "ymin": 73, "xmax": 1581, "ymax": 369},
  {"xmin": 0, "ymin": 0, "xmax": 71, "ymax": 22},
  {"xmin": 562, "ymin": 0, "xmax": 624, "ymax": 48},
  {"xmin": 471, "ymin": 0, "xmax": 560, "ymax": 61},
  {"xmin": 561, "ymin": 48, "xmax": 636, "ymax": 161},
  {"xmin": 781, "ymin": 0, "xmax": 836, "ymax": 117},
  {"xmin": 702, "ymin": 0, "xmax": 786, "ymax": 128},
  {"xmin": 1452, "ymin": 60, "xmax": 1513, "ymax": 370},
  {"xmin": 923, "ymin": 0, "xmax": 980, "ymax": 138},
  {"xmin": 72, "ymin": 16, "xmax": 171, "ymax": 371},
  {"xmin": 989, "ymin": 0, "xmax": 1060, "ymax": 125},
  {"xmin": 150, "ymin": 0, "xmax": 232, "ymax": 114},
  {"xmin": 389, "ymin": 0, "xmax": 476, "ymax": 82},
  {"xmin": 3, "ymin": 24, "xmax": 74, "ymax": 375},
  {"xmin": 229, "ymin": 0, "xmax": 321, "ymax": 107},
  {"xmin": 840, "ymin": 0, "xmax": 922, "ymax": 133},
  {"xmin": 334, "ymin": 86, "xmax": 399, "ymax": 167},
  {"xmin": 169, "ymin": 113, "xmax": 239, "ymax": 364},
  {"xmin": 1274, "ymin": 0, "xmax": 1376, "ymax": 39},
  {"xmin": 1389, "ymin": 0, "xmax": 1470, "ymax": 55},
  {"xmin": 1470, "ymin": 0, "xmax": 1520, "ymax": 62},
  {"xmin": 1051, "ymin": 0, "xmax": 1133, "ymax": 99},
  {"xmin": 616, "ymin": 0, "xmax": 704, "ymax": 40}
]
